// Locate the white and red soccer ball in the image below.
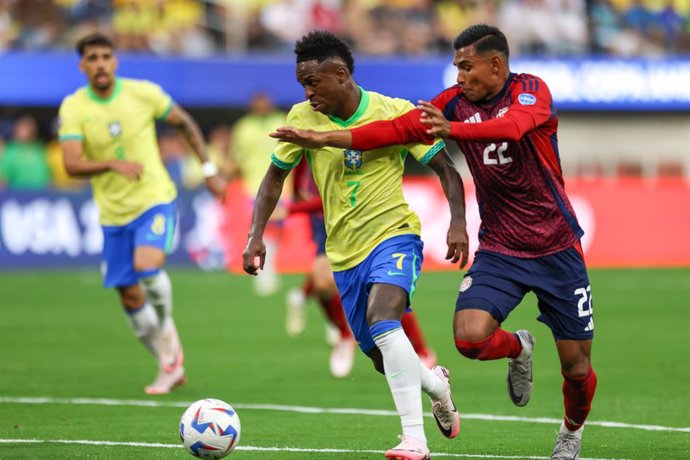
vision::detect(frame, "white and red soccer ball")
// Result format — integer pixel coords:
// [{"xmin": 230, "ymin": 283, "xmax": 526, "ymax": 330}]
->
[{"xmin": 180, "ymin": 398, "xmax": 241, "ymax": 459}]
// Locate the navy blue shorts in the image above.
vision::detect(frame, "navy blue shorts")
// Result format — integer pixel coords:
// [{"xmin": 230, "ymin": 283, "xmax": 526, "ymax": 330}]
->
[
  {"xmin": 455, "ymin": 247, "xmax": 594, "ymax": 340},
  {"xmin": 309, "ymin": 215, "xmax": 327, "ymax": 255},
  {"xmin": 333, "ymin": 234, "xmax": 423, "ymax": 353},
  {"xmin": 101, "ymin": 201, "xmax": 177, "ymax": 288}
]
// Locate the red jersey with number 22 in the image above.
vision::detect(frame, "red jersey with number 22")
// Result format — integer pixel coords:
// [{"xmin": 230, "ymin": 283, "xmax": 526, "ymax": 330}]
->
[{"xmin": 350, "ymin": 73, "xmax": 583, "ymax": 258}]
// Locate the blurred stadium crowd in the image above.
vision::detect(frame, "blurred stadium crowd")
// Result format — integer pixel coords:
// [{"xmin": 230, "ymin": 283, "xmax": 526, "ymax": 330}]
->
[
  {"xmin": 1, "ymin": 0, "xmax": 689, "ymax": 190},
  {"xmin": 1, "ymin": 0, "xmax": 689, "ymax": 57}
]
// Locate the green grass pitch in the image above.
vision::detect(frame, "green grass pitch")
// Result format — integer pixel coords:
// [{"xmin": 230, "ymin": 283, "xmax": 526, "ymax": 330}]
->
[{"xmin": 1, "ymin": 268, "xmax": 689, "ymax": 459}]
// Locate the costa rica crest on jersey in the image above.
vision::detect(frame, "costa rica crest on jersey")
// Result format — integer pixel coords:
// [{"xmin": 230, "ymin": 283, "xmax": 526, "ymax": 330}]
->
[
  {"xmin": 344, "ymin": 149, "xmax": 362, "ymax": 170},
  {"xmin": 459, "ymin": 276, "xmax": 472, "ymax": 292}
]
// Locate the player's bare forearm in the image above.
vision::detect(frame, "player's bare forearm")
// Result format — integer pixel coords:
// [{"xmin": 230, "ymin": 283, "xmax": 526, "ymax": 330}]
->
[
  {"xmin": 167, "ymin": 105, "xmax": 227, "ymax": 201},
  {"xmin": 167, "ymin": 105, "xmax": 209, "ymax": 163},
  {"xmin": 428, "ymin": 150, "xmax": 469, "ymax": 268},
  {"xmin": 61, "ymin": 140, "xmax": 142, "ymax": 180},
  {"xmin": 270, "ymin": 127, "xmax": 353, "ymax": 149},
  {"xmin": 243, "ymin": 164, "xmax": 290, "ymax": 275},
  {"xmin": 64, "ymin": 157, "xmax": 111, "ymax": 177}
]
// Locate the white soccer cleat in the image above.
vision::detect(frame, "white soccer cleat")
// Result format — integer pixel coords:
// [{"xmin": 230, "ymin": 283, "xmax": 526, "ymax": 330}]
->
[
  {"xmin": 145, "ymin": 364, "xmax": 186, "ymax": 395},
  {"xmin": 329, "ymin": 336, "xmax": 356, "ymax": 378},
  {"xmin": 146, "ymin": 326, "xmax": 186, "ymax": 395},
  {"xmin": 508, "ymin": 329, "xmax": 535, "ymax": 407},
  {"xmin": 429, "ymin": 366, "xmax": 460, "ymax": 439},
  {"xmin": 385, "ymin": 434, "xmax": 430, "ymax": 460},
  {"xmin": 551, "ymin": 423, "xmax": 583, "ymax": 459},
  {"xmin": 285, "ymin": 288, "xmax": 307, "ymax": 337}
]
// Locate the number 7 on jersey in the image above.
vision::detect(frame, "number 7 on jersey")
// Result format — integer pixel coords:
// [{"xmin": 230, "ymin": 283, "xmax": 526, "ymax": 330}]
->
[{"xmin": 347, "ymin": 180, "xmax": 361, "ymax": 207}]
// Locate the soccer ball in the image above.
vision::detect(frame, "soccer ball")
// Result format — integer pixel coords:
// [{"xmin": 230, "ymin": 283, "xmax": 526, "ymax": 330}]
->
[{"xmin": 179, "ymin": 398, "xmax": 241, "ymax": 459}]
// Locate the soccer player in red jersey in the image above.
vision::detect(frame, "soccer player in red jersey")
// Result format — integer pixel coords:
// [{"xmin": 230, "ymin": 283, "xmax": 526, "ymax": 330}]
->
[{"xmin": 271, "ymin": 24, "xmax": 597, "ymax": 460}]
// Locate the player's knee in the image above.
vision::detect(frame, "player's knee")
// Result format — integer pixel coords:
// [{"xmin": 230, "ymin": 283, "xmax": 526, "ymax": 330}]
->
[
  {"xmin": 133, "ymin": 247, "xmax": 166, "ymax": 273},
  {"xmin": 454, "ymin": 329, "xmax": 496, "ymax": 360},
  {"xmin": 133, "ymin": 257, "xmax": 164, "ymax": 273},
  {"xmin": 561, "ymin": 358, "xmax": 592, "ymax": 380},
  {"xmin": 118, "ymin": 285, "xmax": 145, "ymax": 309},
  {"xmin": 453, "ymin": 321, "xmax": 492, "ymax": 344},
  {"xmin": 454, "ymin": 337, "xmax": 488, "ymax": 360},
  {"xmin": 312, "ymin": 274, "xmax": 334, "ymax": 295}
]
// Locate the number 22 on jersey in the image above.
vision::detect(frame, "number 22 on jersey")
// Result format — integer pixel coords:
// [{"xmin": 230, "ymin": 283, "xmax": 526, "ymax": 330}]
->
[{"xmin": 483, "ymin": 142, "xmax": 512, "ymax": 165}]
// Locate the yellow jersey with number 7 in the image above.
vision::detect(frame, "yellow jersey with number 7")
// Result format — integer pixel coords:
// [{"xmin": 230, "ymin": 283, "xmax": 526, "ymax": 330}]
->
[
  {"xmin": 58, "ymin": 78, "xmax": 177, "ymax": 226},
  {"xmin": 272, "ymin": 87, "xmax": 445, "ymax": 271}
]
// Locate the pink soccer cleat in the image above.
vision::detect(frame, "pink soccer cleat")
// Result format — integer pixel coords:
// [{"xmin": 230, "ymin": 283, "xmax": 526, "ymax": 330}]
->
[{"xmin": 385, "ymin": 434, "xmax": 430, "ymax": 460}]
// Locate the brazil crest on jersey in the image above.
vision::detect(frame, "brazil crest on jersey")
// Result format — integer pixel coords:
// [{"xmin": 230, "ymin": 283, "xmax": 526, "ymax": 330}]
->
[
  {"xmin": 273, "ymin": 88, "xmax": 444, "ymax": 271},
  {"xmin": 58, "ymin": 78, "xmax": 177, "ymax": 226}
]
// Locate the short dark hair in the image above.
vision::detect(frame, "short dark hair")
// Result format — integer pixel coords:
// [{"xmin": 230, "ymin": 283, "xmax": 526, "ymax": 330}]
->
[
  {"xmin": 453, "ymin": 24, "xmax": 509, "ymax": 59},
  {"xmin": 76, "ymin": 32, "xmax": 115, "ymax": 56},
  {"xmin": 294, "ymin": 30, "xmax": 355, "ymax": 75}
]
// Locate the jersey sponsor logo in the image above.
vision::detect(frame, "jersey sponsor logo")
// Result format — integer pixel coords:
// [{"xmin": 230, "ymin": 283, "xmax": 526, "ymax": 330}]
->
[
  {"xmin": 108, "ymin": 121, "xmax": 122, "ymax": 137},
  {"xmin": 496, "ymin": 107, "xmax": 509, "ymax": 118},
  {"xmin": 464, "ymin": 113, "xmax": 482, "ymax": 124},
  {"xmin": 387, "ymin": 270, "xmax": 406, "ymax": 276},
  {"xmin": 344, "ymin": 149, "xmax": 362, "ymax": 170},
  {"xmin": 517, "ymin": 93, "xmax": 537, "ymax": 106},
  {"xmin": 459, "ymin": 276, "xmax": 472, "ymax": 292}
]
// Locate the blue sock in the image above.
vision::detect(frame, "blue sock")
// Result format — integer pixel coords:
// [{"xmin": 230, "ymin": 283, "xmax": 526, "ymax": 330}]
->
[{"xmin": 370, "ymin": 320, "xmax": 402, "ymax": 342}]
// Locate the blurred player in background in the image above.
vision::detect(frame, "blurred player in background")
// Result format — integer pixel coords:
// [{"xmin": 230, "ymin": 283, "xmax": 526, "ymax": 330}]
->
[
  {"xmin": 230, "ymin": 91, "xmax": 287, "ymax": 296},
  {"xmin": 245, "ymin": 31, "xmax": 466, "ymax": 459},
  {"xmin": 272, "ymin": 24, "xmax": 597, "ymax": 460},
  {"xmin": 58, "ymin": 33, "xmax": 226, "ymax": 395},
  {"xmin": 287, "ymin": 156, "xmax": 438, "ymax": 379},
  {"xmin": 285, "ymin": 154, "xmax": 357, "ymax": 378}
]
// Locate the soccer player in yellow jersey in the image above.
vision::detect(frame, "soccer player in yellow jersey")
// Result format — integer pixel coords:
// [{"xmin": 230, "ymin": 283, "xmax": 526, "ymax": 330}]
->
[
  {"xmin": 230, "ymin": 92, "xmax": 288, "ymax": 296},
  {"xmin": 58, "ymin": 33, "xmax": 226, "ymax": 395},
  {"xmin": 243, "ymin": 31, "xmax": 468, "ymax": 459}
]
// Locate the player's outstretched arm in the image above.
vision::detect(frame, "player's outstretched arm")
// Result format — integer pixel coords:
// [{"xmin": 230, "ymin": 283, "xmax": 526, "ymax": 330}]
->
[
  {"xmin": 243, "ymin": 164, "xmax": 291, "ymax": 276},
  {"xmin": 427, "ymin": 149, "xmax": 469, "ymax": 269},
  {"xmin": 62, "ymin": 139, "xmax": 142, "ymax": 180},
  {"xmin": 271, "ymin": 111, "xmax": 434, "ymax": 151},
  {"xmin": 270, "ymin": 127, "xmax": 352, "ymax": 149},
  {"xmin": 420, "ymin": 100, "xmax": 542, "ymax": 143},
  {"xmin": 165, "ymin": 105, "xmax": 227, "ymax": 202},
  {"xmin": 417, "ymin": 101, "xmax": 452, "ymax": 138}
]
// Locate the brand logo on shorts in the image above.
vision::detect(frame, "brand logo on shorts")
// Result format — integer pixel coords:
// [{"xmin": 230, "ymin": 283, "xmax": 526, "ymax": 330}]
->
[
  {"xmin": 344, "ymin": 149, "xmax": 362, "ymax": 170},
  {"xmin": 459, "ymin": 276, "xmax": 472, "ymax": 292}
]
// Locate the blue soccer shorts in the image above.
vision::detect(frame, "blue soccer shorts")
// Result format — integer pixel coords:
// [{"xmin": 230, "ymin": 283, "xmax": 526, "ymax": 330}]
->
[
  {"xmin": 101, "ymin": 201, "xmax": 177, "ymax": 288},
  {"xmin": 333, "ymin": 234, "xmax": 424, "ymax": 353},
  {"xmin": 455, "ymin": 246, "xmax": 594, "ymax": 340},
  {"xmin": 309, "ymin": 215, "xmax": 327, "ymax": 256}
]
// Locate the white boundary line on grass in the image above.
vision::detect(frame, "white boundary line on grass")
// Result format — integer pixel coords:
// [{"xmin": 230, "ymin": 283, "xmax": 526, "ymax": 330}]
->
[
  {"xmin": 1, "ymin": 396, "xmax": 689, "ymax": 434},
  {"xmin": 0, "ymin": 439, "xmax": 627, "ymax": 460}
]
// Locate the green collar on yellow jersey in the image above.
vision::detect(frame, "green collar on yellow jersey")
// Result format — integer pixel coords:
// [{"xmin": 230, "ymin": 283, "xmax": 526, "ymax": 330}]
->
[
  {"xmin": 328, "ymin": 86, "xmax": 369, "ymax": 127},
  {"xmin": 86, "ymin": 78, "xmax": 123, "ymax": 104}
]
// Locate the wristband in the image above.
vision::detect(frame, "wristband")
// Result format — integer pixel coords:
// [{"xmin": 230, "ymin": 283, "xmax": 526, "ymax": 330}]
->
[{"xmin": 201, "ymin": 161, "xmax": 218, "ymax": 178}]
